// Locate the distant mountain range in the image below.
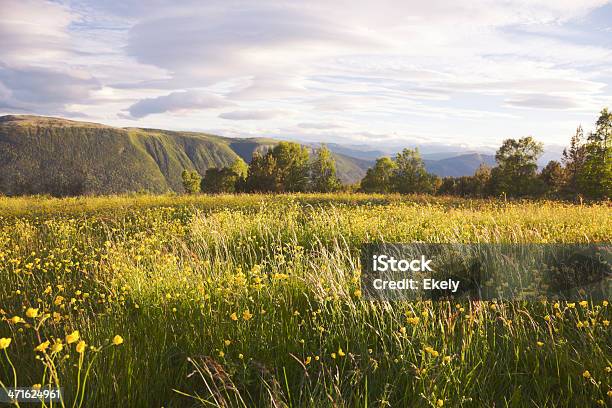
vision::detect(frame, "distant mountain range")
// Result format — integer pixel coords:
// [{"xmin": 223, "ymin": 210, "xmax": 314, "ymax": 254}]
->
[{"xmin": 0, "ymin": 115, "xmax": 520, "ymax": 195}]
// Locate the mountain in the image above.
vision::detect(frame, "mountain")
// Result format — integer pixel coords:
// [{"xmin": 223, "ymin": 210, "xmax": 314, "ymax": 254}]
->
[
  {"xmin": 424, "ymin": 153, "xmax": 496, "ymax": 177},
  {"xmin": 0, "ymin": 115, "xmax": 367, "ymax": 195}
]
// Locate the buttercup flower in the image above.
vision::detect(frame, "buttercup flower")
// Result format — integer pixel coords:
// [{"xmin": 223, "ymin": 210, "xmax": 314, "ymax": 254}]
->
[
  {"xmin": 112, "ymin": 335, "xmax": 124, "ymax": 345},
  {"xmin": 0, "ymin": 338, "xmax": 11, "ymax": 349}
]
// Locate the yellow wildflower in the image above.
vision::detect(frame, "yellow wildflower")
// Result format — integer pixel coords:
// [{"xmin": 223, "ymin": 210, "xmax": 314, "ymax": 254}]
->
[
  {"xmin": 242, "ymin": 310, "xmax": 253, "ymax": 320},
  {"xmin": 536, "ymin": 341, "xmax": 544, "ymax": 347},
  {"xmin": 26, "ymin": 307, "xmax": 39, "ymax": 318},
  {"xmin": 338, "ymin": 347, "xmax": 345, "ymax": 357},
  {"xmin": 35, "ymin": 340, "xmax": 50, "ymax": 352},
  {"xmin": 10, "ymin": 316, "xmax": 24, "ymax": 324},
  {"xmin": 436, "ymin": 400, "xmax": 444, "ymax": 407},
  {"xmin": 76, "ymin": 340, "xmax": 86, "ymax": 354},
  {"xmin": 51, "ymin": 341, "xmax": 63, "ymax": 353},
  {"xmin": 112, "ymin": 335, "xmax": 124, "ymax": 346},
  {"xmin": 224, "ymin": 339, "xmax": 231, "ymax": 346},
  {"xmin": 305, "ymin": 356, "xmax": 311, "ymax": 365},
  {"xmin": 0, "ymin": 338, "xmax": 11, "ymax": 349},
  {"xmin": 230, "ymin": 312, "xmax": 238, "ymax": 321},
  {"xmin": 66, "ymin": 330, "xmax": 80, "ymax": 344},
  {"xmin": 582, "ymin": 370, "xmax": 591, "ymax": 379},
  {"xmin": 579, "ymin": 300, "xmax": 588, "ymax": 308}
]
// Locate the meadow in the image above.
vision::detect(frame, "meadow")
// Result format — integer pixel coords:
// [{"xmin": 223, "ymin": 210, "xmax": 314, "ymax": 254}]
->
[{"xmin": 0, "ymin": 193, "xmax": 610, "ymax": 407}]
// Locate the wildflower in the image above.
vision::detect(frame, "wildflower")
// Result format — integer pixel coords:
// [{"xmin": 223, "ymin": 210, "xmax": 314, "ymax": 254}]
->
[
  {"xmin": 35, "ymin": 340, "xmax": 50, "ymax": 352},
  {"xmin": 605, "ymin": 367, "xmax": 611, "ymax": 373},
  {"xmin": 607, "ymin": 390, "xmax": 612, "ymax": 397},
  {"xmin": 242, "ymin": 310, "xmax": 253, "ymax": 320},
  {"xmin": 0, "ymin": 338, "xmax": 11, "ymax": 349},
  {"xmin": 603, "ymin": 320, "xmax": 609, "ymax": 327},
  {"xmin": 76, "ymin": 340, "xmax": 86, "ymax": 354},
  {"xmin": 443, "ymin": 356, "xmax": 452, "ymax": 364},
  {"xmin": 436, "ymin": 400, "xmax": 444, "ymax": 407},
  {"xmin": 567, "ymin": 303, "xmax": 575, "ymax": 308},
  {"xmin": 399, "ymin": 326, "xmax": 407, "ymax": 335},
  {"xmin": 331, "ymin": 352, "xmax": 336, "ymax": 359},
  {"xmin": 338, "ymin": 347, "xmax": 345, "ymax": 357},
  {"xmin": 26, "ymin": 307, "xmax": 39, "ymax": 318},
  {"xmin": 51, "ymin": 341, "xmax": 63, "ymax": 353},
  {"xmin": 597, "ymin": 400, "xmax": 605, "ymax": 406},
  {"xmin": 544, "ymin": 315, "xmax": 551, "ymax": 321},
  {"xmin": 238, "ymin": 353, "xmax": 244, "ymax": 360},
  {"xmin": 603, "ymin": 300, "xmax": 608, "ymax": 307},
  {"xmin": 579, "ymin": 301, "xmax": 588, "ymax": 308},
  {"xmin": 10, "ymin": 316, "xmax": 24, "ymax": 324},
  {"xmin": 305, "ymin": 356, "xmax": 311, "ymax": 365},
  {"xmin": 553, "ymin": 302, "xmax": 560, "ymax": 309},
  {"xmin": 224, "ymin": 339, "xmax": 231, "ymax": 346},
  {"xmin": 230, "ymin": 312, "xmax": 238, "ymax": 321},
  {"xmin": 112, "ymin": 335, "xmax": 124, "ymax": 346},
  {"xmin": 406, "ymin": 317, "xmax": 420, "ymax": 325},
  {"xmin": 582, "ymin": 370, "xmax": 591, "ymax": 379},
  {"xmin": 536, "ymin": 341, "xmax": 544, "ymax": 347},
  {"xmin": 66, "ymin": 330, "xmax": 80, "ymax": 344},
  {"xmin": 218, "ymin": 350, "xmax": 225, "ymax": 357},
  {"xmin": 490, "ymin": 303, "xmax": 497, "ymax": 311},
  {"xmin": 32, "ymin": 384, "xmax": 41, "ymax": 390},
  {"xmin": 353, "ymin": 289, "xmax": 362, "ymax": 298}
]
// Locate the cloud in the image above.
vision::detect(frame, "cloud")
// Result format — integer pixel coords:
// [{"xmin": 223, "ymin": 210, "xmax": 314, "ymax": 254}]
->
[
  {"xmin": 126, "ymin": 90, "xmax": 232, "ymax": 118},
  {"xmin": 219, "ymin": 109, "xmax": 289, "ymax": 121},
  {"xmin": 504, "ymin": 94, "xmax": 581, "ymax": 109},
  {"xmin": 298, "ymin": 122, "xmax": 343, "ymax": 129},
  {"xmin": 0, "ymin": 65, "xmax": 100, "ymax": 111}
]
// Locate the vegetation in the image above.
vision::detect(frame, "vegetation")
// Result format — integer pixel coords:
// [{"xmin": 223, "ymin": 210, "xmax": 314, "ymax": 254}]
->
[{"xmin": 0, "ymin": 194, "xmax": 610, "ymax": 407}]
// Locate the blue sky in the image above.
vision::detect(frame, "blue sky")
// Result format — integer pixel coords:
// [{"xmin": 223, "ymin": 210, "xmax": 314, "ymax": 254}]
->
[{"xmin": 0, "ymin": 0, "xmax": 611, "ymax": 151}]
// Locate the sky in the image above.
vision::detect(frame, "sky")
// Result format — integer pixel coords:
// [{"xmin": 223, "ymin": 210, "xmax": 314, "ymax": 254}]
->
[{"xmin": 0, "ymin": 0, "xmax": 611, "ymax": 151}]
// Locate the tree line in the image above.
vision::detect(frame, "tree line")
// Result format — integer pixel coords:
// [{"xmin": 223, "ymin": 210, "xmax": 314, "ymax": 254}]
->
[
  {"xmin": 183, "ymin": 108, "xmax": 610, "ymax": 200},
  {"xmin": 182, "ymin": 142, "xmax": 341, "ymax": 194}
]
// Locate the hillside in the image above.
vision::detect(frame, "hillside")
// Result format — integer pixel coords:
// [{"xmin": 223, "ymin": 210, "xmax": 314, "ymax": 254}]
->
[
  {"xmin": 0, "ymin": 115, "xmax": 367, "ymax": 195},
  {"xmin": 424, "ymin": 153, "xmax": 496, "ymax": 177}
]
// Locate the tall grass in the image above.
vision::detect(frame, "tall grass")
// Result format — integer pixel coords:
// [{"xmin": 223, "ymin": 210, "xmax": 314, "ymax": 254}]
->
[{"xmin": 0, "ymin": 194, "xmax": 610, "ymax": 407}]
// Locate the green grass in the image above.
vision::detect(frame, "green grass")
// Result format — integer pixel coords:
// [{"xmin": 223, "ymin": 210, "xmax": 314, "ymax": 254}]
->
[{"xmin": 0, "ymin": 194, "xmax": 610, "ymax": 407}]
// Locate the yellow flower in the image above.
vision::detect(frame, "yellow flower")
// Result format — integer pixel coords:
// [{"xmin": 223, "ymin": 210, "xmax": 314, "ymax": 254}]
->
[
  {"xmin": 218, "ymin": 350, "xmax": 225, "ymax": 357},
  {"xmin": 443, "ymin": 356, "xmax": 452, "ymax": 364},
  {"xmin": 582, "ymin": 370, "xmax": 591, "ymax": 379},
  {"xmin": 26, "ymin": 307, "xmax": 39, "ymax": 318},
  {"xmin": 579, "ymin": 300, "xmax": 588, "ymax": 308},
  {"xmin": 35, "ymin": 340, "xmax": 50, "ymax": 352},
  {"xmin": 230, "ymin": 312, "xmax": 238, "ymax": 321},
  {"xmin": 10, "ymin": 316, "xmax": 24, "ymax": 324},
  {"xmin": 406, "ymin": 317, "xmax": 420, "ymax": 325},
  {"xmin": 536, "ymin": 341, "xmax": 544, "ymax": 347},
  {"xmin": 603, "ymin": 320, "xmax": 609, "ymax": 327},
  {"xmin": 338, "ymin": 347, "xmax": 345, "ymax": 357},
  {"xmin": 112, "ymin": 335, "xmax": 124, "ymax": 346},
  {"xmin": 0, "ymin": 338, "xmax": 11, "ymax": 349},
  {"xmin": 603, "ymin": 300, "xmax": 609, "ymax": 307},
  {"xmin": 238, "ymin": 353, "xmax": 244, "ymax": 360},
  {"xmin": 331, "ymin": 352, "xmax": 336, "ymax": 359},
  {"xmin": 32, "ymin": 384, "xmax": 41, "ymax": 390},
  {"xmin": 242, "ymin": 310, "xmax": 253, "ymax": 320},
  {"xmin": 353, "ymin": 289, "xmax": 362, "ymax": 298},
  {"xmin": 436, "ymin": 399, "xmax": 444, "ymax": 407},
  {"xmin": 304, "ymin": 356, "xmax": 312, "ymax": 365},
  {"xmin": 399, "ymin": 326, "xmax": 407, "ymax": 335},
  {"xmin": 490, "ymin": 303, "xmax": 497, "ymax": 311},
  {"xmin": 76, "ymin": 340, "xmax": 86, "ymax": 354},
  {"xmin": 567, "ymin": 303, "xmax": 576, "ymax": 308},
  {"xmin": 607, "ymin": 390, "xmax": 612, "ymax": 397},
  {"xmin": 66, "ymin": 330, "xmax": 80, "ymax": 344},
  {"xmin": 51, "ymin": 341, "xmax": 63, "ymax": 353},
  {"xmin": 224, "ymin": 339, "xmax": 231, "ymax": 346}
]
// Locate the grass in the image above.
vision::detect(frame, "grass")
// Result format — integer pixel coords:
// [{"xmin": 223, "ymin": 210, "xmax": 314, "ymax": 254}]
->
[{"xmin": 0, "ymin": 193, "xmax": 610, "ymax": 407}]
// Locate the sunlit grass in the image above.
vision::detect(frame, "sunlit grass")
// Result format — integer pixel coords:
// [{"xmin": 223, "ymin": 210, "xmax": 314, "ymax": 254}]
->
[{"xmin": 0, "ymin": 194, "xmax": 610, "ymax": 407}]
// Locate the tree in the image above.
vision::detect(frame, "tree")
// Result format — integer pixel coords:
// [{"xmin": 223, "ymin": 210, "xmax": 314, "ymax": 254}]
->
[
  {"xmin": 201, "ymin": 167, "xmax": 238, "ymax": 193},
  {"xmin": 539, "ymin": 160, "xmax": 566, "ymax": 196},
  {"xmin": 310, "ymin": 145, "xmax": 341, "ymax": 192},
  {"xmin": 577, "ymin": 108, "xmax": 611, "ymax": 199},
  {"xmin": 245, "ymin": 151, "xmax": 277, "ymax": 192},
  {"xmin": 270, "ymin": 142, "xmax": 310, "ymax": 192},
  {"xmin": 360, "ymin": 157, "xmax": 397, "ymax": 193},
  {"xmin": 230, "ymin": 157, "xmax": 248, "ymax": 180},
  {"xmin": 181, "ymin": 170, "xmax": 201, "ymax": 194},
  {"xmin": 491, "ymin": 136, "xmax": 543, "ymax": 197},
  {"xmin": 390, "ymin": 148, "xmax": 438, "ymax": 194},
  {"xmin": 562, "ymin": 126, "xmax": 587, "ymax": 195}
]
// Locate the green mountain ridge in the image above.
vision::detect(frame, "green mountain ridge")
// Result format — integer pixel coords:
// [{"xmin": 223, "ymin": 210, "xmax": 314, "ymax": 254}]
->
[{"xmin": 0, "ymin": 115, "xmax": 369, "ymax": 195}]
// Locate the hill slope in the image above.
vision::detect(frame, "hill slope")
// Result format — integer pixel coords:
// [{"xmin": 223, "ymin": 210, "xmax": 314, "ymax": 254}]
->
[{"xmin": 0, "ymin": 115, "xmax": 367, "ymax": 195}]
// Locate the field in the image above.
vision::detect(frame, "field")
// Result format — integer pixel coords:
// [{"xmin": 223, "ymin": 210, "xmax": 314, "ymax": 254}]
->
[{"xmin": 0, "ymin": 194, "xmax": 610, "ymax": 407}]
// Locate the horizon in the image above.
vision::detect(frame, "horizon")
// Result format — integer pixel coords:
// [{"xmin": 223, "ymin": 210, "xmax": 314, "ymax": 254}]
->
[{"xmin": 1, "ymin": 1, "xmax": 611, "ymax": 151}]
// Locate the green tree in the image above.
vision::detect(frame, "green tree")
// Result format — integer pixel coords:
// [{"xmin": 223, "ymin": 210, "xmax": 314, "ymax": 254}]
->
[
  {"xmin": 577, "ymin": 108, "xmax": 611, "ymax": 199},
  {"xmin": 270, "ymin": 142, "xmax": 310, "ymax": 192},
  {"xmin": 230, "ymin": 157, "xmax": 248, "ymax": 180},
  {"xmin": 360, "ymin": 157, "xmax": 397, "ymax": 193},
  {"xmin": 562, "ymin": 126, "xmax": 587, "ymax": 195},
  {"xmin": 181, "ymin": 170, "xmax": 201, "ymax": 194},
  {"xmin": 491, "ymin": 136, "xmax": 543, "ymax": 197},
  {"xmin": 310, "ymin": 145, "xmax": 341, "ymax": 192},
  {"xmin": 390, "ymin": 148, "xmax": 437, "ymax": 194},
  {"xmin": 245, "ymin": 151, "xmax": 277, "ymax": 192},
  {"xmin": 201, "ymin": 167, "xmax": 240, "ymax": 193},
  {"xmin": 539, "ymin": 160, "xmax": 566, "ymax": 196}
]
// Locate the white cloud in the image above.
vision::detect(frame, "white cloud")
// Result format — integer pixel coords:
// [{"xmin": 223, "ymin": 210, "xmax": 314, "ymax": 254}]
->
[{"xmin": 126, "ymin": 90, "xmax": 232, "ymax": 118}]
